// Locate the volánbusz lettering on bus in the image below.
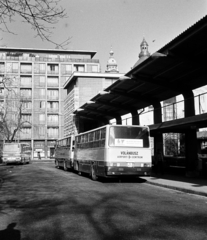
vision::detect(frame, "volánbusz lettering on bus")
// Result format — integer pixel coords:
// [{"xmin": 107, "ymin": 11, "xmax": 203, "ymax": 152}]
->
[{"xmin": 121, "ymin": 151, "xmax": 139, "ymax": 155}]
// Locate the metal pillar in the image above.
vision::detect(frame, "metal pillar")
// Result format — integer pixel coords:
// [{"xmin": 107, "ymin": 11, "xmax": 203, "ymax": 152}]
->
[
  {"xmin": 131, "ymin": 110, "xmax": 140, "ymax": 125},
  {"xmin": 183, "ymin": 90, "xmax": 198, "ymax": 176},
  {"xmin": 153, "ymin": 102, "xmax": 163, "ymax": 153},
  {"xmin": 116, "ymin": 115, "xmax": 122, "ymax": 125}
]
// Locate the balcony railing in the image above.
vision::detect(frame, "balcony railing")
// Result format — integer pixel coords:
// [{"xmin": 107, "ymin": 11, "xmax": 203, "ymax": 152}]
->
[
  {"xmin": 47, "ymin": 121, "xmax": 59, "ymax": 126},
  {"xmin": 0, "ymin": 55, "xmax": 99, "ymax": 63},
  {"xmin": 47, "ymin": 108, "xmax": 59, "ymax": 113},
  {"xmin": 47, "ymin": 134, "xmax": 58, "ymax": 138},
  {"xmin": 47, "ymin": 83, "xmax": 59, "ymax": 87},
  {"xmin": 47, "ymin": 71, "xmax": 59, "ymax": 75},
  {"xmin": 20, "ymin": 70, "xmax": 32, "ymax": 74},
  {"xmin": 47, "ymin": 96, "xmax": 59, "ymax": 100},
  {"xmin": 19, "ymin": 134, "xmax": 32, "ymax": 139}
]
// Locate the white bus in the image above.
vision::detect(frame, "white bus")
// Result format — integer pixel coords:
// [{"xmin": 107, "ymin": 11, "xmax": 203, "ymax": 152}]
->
[
  {"xmin": 73, "ymin": 124, "xmax": 152, "ymax": 180},
  {"xmin": 2, "ymin": 142, "xmax": 31, "ymax": 164},
  {"xmin": 54, "ymin": 135, "xmax": 75, "ymax": 170}
]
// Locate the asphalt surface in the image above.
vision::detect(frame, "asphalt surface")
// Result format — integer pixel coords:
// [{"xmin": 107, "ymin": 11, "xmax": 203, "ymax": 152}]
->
[{"xmin": 0, "ymin": 162, "xmax": 207, "ymax": 240}]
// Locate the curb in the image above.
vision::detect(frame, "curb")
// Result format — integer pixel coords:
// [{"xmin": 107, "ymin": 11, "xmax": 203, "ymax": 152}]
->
[{"xmin": 145, "ymin": 180, "xmax": 207, "ymax": 198}]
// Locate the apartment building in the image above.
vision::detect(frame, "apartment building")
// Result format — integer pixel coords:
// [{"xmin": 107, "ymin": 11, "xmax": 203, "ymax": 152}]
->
[{"xmin": 0, "ymin": 48, "xmax": 100, "ymax": 159}]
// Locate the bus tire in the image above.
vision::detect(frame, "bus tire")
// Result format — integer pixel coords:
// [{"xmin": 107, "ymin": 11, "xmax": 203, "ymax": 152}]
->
[
  {"xmin": 91, "ymin": 164, "xmax": 98, "ymax": 181},
  {"xmin": 77, "ymin": 163, "xmax": 81, "ymax": 175},
  {"xmin": 64, "ymin": 161, "xmax": 68, "ymax": 171},
  {"xmin": 55, "ymin": 160, "xmax": 59, "ymax": 169}
]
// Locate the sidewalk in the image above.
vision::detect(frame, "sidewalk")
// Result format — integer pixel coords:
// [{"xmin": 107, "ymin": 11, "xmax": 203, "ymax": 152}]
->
[{"xmin": 141, "ymin": 173, "xmax": 207, "ymax": 197}]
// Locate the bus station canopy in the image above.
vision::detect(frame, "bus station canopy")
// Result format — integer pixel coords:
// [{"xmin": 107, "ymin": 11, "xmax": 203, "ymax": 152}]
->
[{"xmin": 74, "ymin": 15, "xmax": 207, "ymax": 130}]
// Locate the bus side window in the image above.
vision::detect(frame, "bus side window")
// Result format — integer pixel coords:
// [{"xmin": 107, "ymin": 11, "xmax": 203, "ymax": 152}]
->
[{"xmin": 100, "ymin": 128, "xmax": 106, "ymax": 147}]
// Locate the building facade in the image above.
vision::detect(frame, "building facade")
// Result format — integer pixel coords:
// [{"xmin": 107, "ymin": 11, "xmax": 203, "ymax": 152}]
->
[
  {"xmin": 0, "ymin": 48, "xmax": 100, "ymax": 159},
  {"xmin": 63, "ymin": 49, "xmax": 122, "ymax": 136}
]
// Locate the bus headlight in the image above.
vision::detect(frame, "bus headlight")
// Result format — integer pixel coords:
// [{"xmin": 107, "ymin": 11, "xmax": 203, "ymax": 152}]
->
[{"xmin": 141, "ymin": 163, "xmax": 151, "ymax": 167}]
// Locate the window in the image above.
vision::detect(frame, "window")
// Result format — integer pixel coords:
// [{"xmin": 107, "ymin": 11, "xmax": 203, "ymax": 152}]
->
[
  {"xmin": 47, "ymin": 101, "xmax": 59, "ymax": 110},
  {"xmin": 0, "ymin": 63, "xmax": 5, "ymax": 72},
  {"xmin": 22, "ymin": 101, "xmax": 32, "ymax": 109},
  {"xmin": 109, "ymin": 126, "xmax": 149, "ymax": 148},
  {"xmin": 39, "ymin": 89, "xmax": 45, "ymax": 98},
  {"xmin": 73, "ymin": 64, "xmax": 84, "ymax": 72},
  {"xmin": 34, "ymin": 75, "xmax": 45, "ymax": 86},
  {"xmin": 22, "ymin": 114, "xmax": 32, "ymax": 122},
  {"xmin": 47, "ymin": 127, "xmax": 58, "ymax": 138},
  {"xmin": 92, "ymin": 65, "xmax": 98, "ymax": 72},
  {"xmin": 47, "ymin": 115, "xmax": 58, "ymax": 123},
  {"xmin": 40, "ymin": 101, "xmax": 45, "ymax": 109},
  {"xmin": 21, "ymin": 76, "xmax": 32, "ymax": 86},
  {"xmin": 20, "ymin": 63, "xmax": 32, "ymax": 73},
  {"xmin": 39, "ymin": 126, "xmax": 45, "ymax": 136},
  {"xmin": 61, "ymin": 64, "xmax": 72, "ymax": 74},
  {"xmin": 34, "ymin": 63, "xmax": 46, "ymax": 73},
  {"xmin": 39, "ymin": 114, "xmax": 45, "ymax": 123},
  {"xmin": 21, "ymin": 128, "xmax": 31, "ymax": 138},
  {"xmin": 40, "ymin": 76, "xmax": 45, "ymax": 85},
  {"xmin": 47, "ymin": 77, "xmax": 58, "ymax": 86},
  {"xmin": 6, "ymin": 62, "xmax": 18, "ymax": 73},
  {"xmin": 20, "ymin": 89, "xmax": 32, "ymax": 98},
  {"xmin": 47, "ymin": 64, "xmax": 59, "ymax": 74},
  {"xmin": 47, "ymin": 89, "xmax": 58, "ymax": 99}
]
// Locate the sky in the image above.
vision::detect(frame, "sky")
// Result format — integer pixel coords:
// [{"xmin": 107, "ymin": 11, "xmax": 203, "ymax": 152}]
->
[{"xmin": 1, "ymin": 0, "xmax": 207, "ymax": 73}]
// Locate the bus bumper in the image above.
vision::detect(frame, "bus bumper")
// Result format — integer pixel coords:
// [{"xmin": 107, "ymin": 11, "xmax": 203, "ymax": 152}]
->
[{"xmin": 106, "ymin": 166, "xmax": 151, "ymax": 176}]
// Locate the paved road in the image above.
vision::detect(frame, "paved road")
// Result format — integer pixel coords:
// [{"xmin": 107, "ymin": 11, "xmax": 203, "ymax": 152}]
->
[{"xmin": 0, "ymin": 162, "xmax": 207, "ymax": 240}]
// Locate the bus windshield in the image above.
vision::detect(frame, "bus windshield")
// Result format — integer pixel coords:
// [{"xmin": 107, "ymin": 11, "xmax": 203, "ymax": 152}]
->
[
  {"xmin": 3, "ymin": 144, "xmax": 20, "ymax": 152},
  {"xmin": 109, "ymin": 126, "xmax": 150, "ymax": 148}
]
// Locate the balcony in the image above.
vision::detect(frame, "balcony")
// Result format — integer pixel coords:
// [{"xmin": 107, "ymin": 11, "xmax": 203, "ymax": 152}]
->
[
  {"xmin": 5, "ymin": 69, "xmax": 19, "ymax": 74},
  {"xmin": 47, "ymin": 83, "xmax": 59, "ymax": 87},
  {"xmin": 61, "ymin": 71, "xmax": 72, "ymax": 75},
  {"xmin": 47, "ymin": 134, "xmax": 58, "ymax": 139},
  {"xmin": 47, "ymin": 71, "xmax": 59, "ymax": 75},
  {"xmin": 19, "ymin": 134, "xmax": 32, "ymax": 139},
  {"xmin": 47, "ymin": 96, "xmax": 59, "ymax": 101},
  {"xmin": 22, "ymin": 108, "xmax": 32, "ymax": 113},
  {"xmin": 47, "ymin": 108, "xmax": 59, "ymax": 113},
  {"xmin": 22, "ymin": 122, "xmax": 32, "ymax": 127},
  {"xmin": 20, "ymin": 70, "xmax": 32, "ymax": 74},
  {"xmin": 47, "ymin": 121, "xmax": 59, "ymax": 126},
  {"xmin": 34, "ymin": 70, "xmax": 46, "ymax": 74},
  {"xmin": 21, "ymin": 95, "xmax": 32, "ymax": 100}
]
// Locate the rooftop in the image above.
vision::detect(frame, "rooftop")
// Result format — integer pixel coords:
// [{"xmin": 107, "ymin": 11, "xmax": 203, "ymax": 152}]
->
[
  {"xmin": 0, "ymin": 47, "xmax": 97, "ymax": 58},
  {"xmin": 63, "ymin": 72, "xmax": 123, "ymax": 89}
]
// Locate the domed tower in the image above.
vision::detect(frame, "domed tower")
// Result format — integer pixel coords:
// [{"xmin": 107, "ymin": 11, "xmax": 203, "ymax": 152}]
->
[
  {"xmin": 133, "ymin": 38, "xmax": 150, "ymax": 68},
  {"xmin": 139, "ymin": 38, "xmax": 150, "ymax": 58},
  {"xmin": 105, "ymin": 48, "xmax": 119, "ymax": 73}
]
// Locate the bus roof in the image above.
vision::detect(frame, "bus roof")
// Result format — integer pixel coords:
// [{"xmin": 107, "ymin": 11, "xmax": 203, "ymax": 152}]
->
[{"xmin": 76, "ymin": 124, "xmax": 149, "ymax": 136}]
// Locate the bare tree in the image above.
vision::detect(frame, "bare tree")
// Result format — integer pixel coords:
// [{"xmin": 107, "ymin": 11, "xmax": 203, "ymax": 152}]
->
[
  {"xmin": 0, "ymin": 76, "xmax": 32, "ymax": 142},
  {"xmin": 0, "ymin": 0, "xmax": 70, "ymax": 48}
]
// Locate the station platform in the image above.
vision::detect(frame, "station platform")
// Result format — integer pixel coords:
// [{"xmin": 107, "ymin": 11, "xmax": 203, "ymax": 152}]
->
[{"xmin": 141, "ymin": 173, "xmax": 207, "ymax": 197}]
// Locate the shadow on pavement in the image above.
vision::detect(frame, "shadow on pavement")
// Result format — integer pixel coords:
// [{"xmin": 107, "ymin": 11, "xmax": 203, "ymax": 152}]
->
[{"xmin": 0, "ymin": 223, "xmax": 21, "ymax": 240}]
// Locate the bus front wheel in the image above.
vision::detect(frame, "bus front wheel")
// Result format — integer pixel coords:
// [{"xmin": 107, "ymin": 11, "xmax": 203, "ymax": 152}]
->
[
  {"xmin": 55, "ymin": 160, "xmax": 59, "ymax": 169},
  {"xmin": 91, "ymin": 164, "xmax": 98, "ymax": 181},
  {"xmin": 64, "ymin": 161, "xmax": 68, "ymax": 171}
]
